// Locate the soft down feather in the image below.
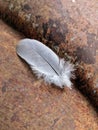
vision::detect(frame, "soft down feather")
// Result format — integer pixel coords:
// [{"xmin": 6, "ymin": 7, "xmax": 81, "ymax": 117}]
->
[{"xmin": 16, "ymin": 39, "xmax": 74, "ymax": 89}]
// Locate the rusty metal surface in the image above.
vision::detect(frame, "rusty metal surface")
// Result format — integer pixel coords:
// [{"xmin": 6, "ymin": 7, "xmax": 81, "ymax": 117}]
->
[
  {"xmin": 0, "ymin": 0, "xmax": 98, "ymax": 108},
  {"xmin": 0, "ymin": 19, "xmax": 98, "ymax": 130}
]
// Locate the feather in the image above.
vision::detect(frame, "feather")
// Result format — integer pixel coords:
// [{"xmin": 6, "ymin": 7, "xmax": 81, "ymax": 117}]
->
[{"xmin": 16, "ymin": 38, "xmax": 74, "ymax": 89}]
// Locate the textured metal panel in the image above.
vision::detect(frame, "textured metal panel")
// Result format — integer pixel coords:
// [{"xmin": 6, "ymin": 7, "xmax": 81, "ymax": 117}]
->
[
  {"xmin": 0, "ymin": 19, "xmax": 98, "ymax": 130},
  {"xmin": 0, "ymin": 0, "xmax": 98, "ymax": 108}
]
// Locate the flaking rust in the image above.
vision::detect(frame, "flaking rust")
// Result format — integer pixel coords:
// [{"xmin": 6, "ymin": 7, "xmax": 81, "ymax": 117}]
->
[{"xmin": 0, "ymin": 0, "xmax": 98, "ymax": 108}]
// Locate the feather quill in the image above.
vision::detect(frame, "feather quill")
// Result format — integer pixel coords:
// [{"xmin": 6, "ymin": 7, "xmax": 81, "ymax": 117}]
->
[{"xmin": 16, "ymin": 39, "xmax": 74, "ymax": 89}]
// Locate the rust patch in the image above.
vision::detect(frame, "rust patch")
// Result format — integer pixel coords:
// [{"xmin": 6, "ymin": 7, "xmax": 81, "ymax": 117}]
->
[
  {"xmin": 76, "ymin": 46, "xmax": 95, "ymax": 64},
  {"xmin": 11, "ymin": 112, "xmax": 20, "ymax": 122},
  {"xmin": 22, "ymin": 4, "xmax": 31, "ymax": 11},
  {"xmin": 2, "ymin": 82, "xmax": 7, "ymax": 93},
  {"xmin": 43, "ymin": 19, "xmax": 68, "ymax": 44},
  {"xmin": 76, "ymin": 32, "xmax": 98, "ymax": 64}
]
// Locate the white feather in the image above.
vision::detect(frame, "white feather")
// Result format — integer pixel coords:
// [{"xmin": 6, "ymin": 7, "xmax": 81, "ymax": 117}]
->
[{"xmin": 16, "ymin": 38, "xmax": 74, "ymax": 89}]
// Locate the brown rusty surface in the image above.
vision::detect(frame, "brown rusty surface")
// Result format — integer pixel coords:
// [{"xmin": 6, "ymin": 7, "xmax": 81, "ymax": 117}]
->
[
  {"xmin": 0, "ymin": 0, "xmax": 98, "ymax": 108},
  {"xmin": 0, "ymin": 0, "xmax": 98, "ymax": 107},
  {"xmin": 0, "ymin": 19, "xmax": 98, "ymax": 130}
]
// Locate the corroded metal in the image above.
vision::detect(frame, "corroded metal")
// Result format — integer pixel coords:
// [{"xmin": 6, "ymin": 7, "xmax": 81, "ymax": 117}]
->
[
  {"xmin": 0, "ymin": 19, "xmax": 98, "ymax": 130},
  {"xmin": 0, "ymin": 0, "xmax": 98, "ymax": 108}
]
